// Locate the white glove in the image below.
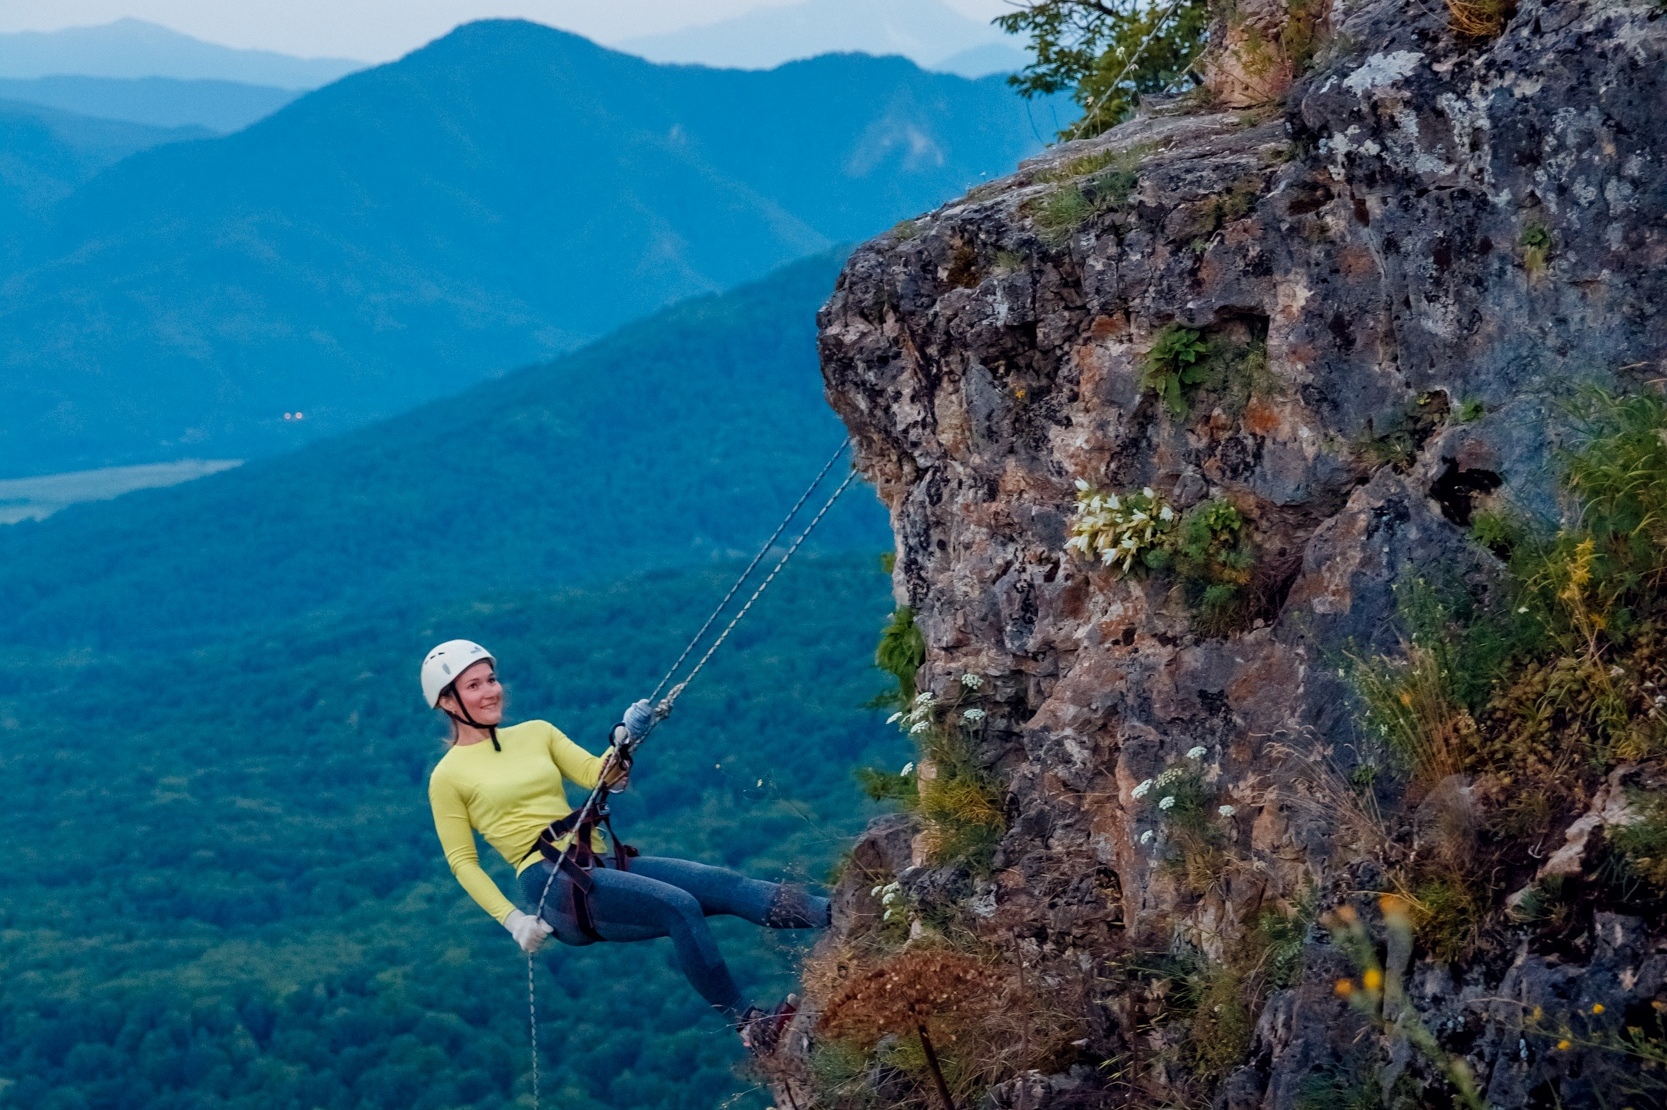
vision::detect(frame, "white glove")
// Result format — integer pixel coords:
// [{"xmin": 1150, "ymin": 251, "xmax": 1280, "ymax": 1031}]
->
[{"xmin": 504, "ymin": 908, "xmax": 553, "ymax": 953}]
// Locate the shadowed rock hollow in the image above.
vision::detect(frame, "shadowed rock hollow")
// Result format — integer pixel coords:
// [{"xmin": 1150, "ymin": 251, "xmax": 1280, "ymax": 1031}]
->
[{"xmin": 779, "ymin": 0, "xmax": 1667, "ymax": 1105}]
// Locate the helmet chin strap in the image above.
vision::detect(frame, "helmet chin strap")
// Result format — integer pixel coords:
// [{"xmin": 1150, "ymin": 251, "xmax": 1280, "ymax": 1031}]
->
[{"xmin": 444, "ymin": 696, "xmax": 500, "ymax": 751}]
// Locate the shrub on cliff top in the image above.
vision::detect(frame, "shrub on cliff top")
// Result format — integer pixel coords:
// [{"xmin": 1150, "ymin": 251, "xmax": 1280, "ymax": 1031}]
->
[{"xmin": 997, "ymin": 0, "xmax": 1211, "ymax": 137}]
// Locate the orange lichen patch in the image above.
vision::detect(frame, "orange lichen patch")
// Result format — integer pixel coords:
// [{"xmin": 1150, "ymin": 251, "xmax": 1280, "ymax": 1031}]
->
[
  {"xmin": 1090, "ymin": 314, "xmax": 1128, "ymax": 340},
  {"xmin": 1243, "ymin": 395, "xmax": 1284, "ymax": 437}
]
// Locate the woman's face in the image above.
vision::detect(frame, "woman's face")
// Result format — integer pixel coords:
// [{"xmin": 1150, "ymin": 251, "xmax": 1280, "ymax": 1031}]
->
[{"xmin": 442, "ymin": 659, "xmax": 503, "ymax": 726}]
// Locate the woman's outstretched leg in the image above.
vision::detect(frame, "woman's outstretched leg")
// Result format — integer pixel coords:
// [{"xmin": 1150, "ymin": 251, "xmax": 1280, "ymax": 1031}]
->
[
  {"xmin": 628, "ymin": 856, "xmax": 831, "ymax": 928},
  {"xmin": 548, "ymin": 864, "xmax": 749, "ymax": 1018}
]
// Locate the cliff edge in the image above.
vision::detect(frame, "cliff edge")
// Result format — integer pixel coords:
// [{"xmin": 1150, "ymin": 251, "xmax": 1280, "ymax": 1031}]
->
[{"xmin": 779, "ymin": 0, "xmax": 1667, "ymax": 1105}]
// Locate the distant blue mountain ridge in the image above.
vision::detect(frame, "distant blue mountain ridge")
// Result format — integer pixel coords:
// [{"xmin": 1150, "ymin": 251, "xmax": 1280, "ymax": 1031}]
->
[
  {"xmin": 0, "ymin": 75, "xmax": 301, "ymax": 132},
  {"xmin": 0, "ymin": 18, "xmax": 364, "ymax": 87},
  {"xmin": 0, "ymin": 19, "xmax": 1063, "ymax": 478},
  {"xmin": 0, "ymin": 97, "xmax": 208, "ymax": 238}
]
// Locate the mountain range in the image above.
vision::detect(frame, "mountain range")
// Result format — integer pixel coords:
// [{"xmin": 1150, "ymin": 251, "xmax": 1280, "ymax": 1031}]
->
[
  {"xmin": 621, "ymin": 0, "xmax": 1026, "ymax": 74},
  {"xmin": 0, "ymin": 251, "xmax": 887, "ymax": 652},
  {"xmin": 0, "ymin": 96, "xmax": 206, "ymax": 229},
  {"xmin": 0, "ymin": 19, "xmax": 1058, "ymax": 478},
  {"xmin": 0, "ymin": 74, "xmax": 301, "ymax": 131},
  {"xmin": 0, "ymin": 17, "xmax": 364, "ymax": 87}
]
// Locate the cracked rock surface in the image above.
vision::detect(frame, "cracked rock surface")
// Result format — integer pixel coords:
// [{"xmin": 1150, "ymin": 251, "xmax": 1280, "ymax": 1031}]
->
[{"xmin": 798, "ymin": 0, "xmax": 1667, "ymax": 1105}]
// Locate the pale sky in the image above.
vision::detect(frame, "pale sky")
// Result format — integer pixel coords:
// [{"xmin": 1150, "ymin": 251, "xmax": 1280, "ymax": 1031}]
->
[{"xmin": 0, "ymin": 0, "xmax": 1016, "ymax": 62}]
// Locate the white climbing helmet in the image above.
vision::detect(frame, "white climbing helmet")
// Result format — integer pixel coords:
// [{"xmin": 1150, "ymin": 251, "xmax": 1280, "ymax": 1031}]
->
[{"xmin": 421, "ymin": 639, "xmax": 496, "ymax": 707}]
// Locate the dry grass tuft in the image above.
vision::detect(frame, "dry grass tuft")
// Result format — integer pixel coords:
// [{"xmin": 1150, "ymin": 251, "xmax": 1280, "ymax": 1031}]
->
[
  {"xmin": 809, "ymin": 945, "xmax": 1085, "ymax": 1108},
  {"xmin": 1447, "ymin": 0, "xmax": 1513, "ymax": 38}
]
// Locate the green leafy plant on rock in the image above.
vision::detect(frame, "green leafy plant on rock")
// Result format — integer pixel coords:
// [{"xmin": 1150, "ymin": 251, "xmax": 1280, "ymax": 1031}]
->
[
  {"xmin": 1171, "ymin": 498, "xmax": 1257, "ymax": 632},
  {"xmin": 1032, "ymin": 149, "xmax": 1145, "ymax": 245},
  {"xmin": 1520, "ymin": 223, "xmax": 1552, "ymax": 277},
  {"xmin": 1143, "ymin": 325, "xmax": 1210, "ymax": 416},
  {"xmin": 1065, "ymin": 482, "xmax": 1178, "ymax": 571},
  {"xmin": 1068, "ymin": 486, "xmax": 1262, "ymax": 633}
]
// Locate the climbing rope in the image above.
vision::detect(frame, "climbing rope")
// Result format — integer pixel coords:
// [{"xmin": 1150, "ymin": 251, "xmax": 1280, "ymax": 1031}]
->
[
  {"xmin": 648, "ymin": 440, "xmax": 851, "ymax": 704},
  {"xmin": 525, "ymin": 442, "xmax": 859, "ymax": 1107},
  {"xmin": 527, "ymin": 953, "xmax": 541, "ymax": 1110}
]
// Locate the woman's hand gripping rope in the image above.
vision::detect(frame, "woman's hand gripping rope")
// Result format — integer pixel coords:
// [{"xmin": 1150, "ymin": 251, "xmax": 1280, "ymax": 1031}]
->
[
  {"xmin": 504, "ymin": 909, "xmax": 554, "ymax": 954},
  {"xmin": 602, "ymin": 695, "xmax": 672, "ymax": 792}
]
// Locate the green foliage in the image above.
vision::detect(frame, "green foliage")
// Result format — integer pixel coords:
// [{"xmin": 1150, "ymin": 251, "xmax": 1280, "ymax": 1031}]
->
[
  {"xmin": 1354, "ymin": 391, "xmax": 1451, "ymax": 471},
  {"xmin": 0, "ymin": 557, "xmax": 908, "ymax": 1110},
  {"xmin": 1031, "ymin": 151, "xmax": 1143, "ymax": 246},
  {"xmin": 997, "ymin": 0, "xmax": 1213, "ymax": 138},
  {"xmin": 1469, "ymin": 508, "xmax": 1521, "ymax": 558},
  {"xmin": 880, "ymin": 682, "xmax": 1005, "ymax": 874},
  {"xmin": 1611, "ymin": 791, "xmax": 1667, "ymax": 889},
  {"xmin": 856, "ymin": 763, "xmax": 920, "ymax": 804},
  {"xmin": 1294, "ymin": 1065, "xmax": 1383, "ymax": 1110},
  {"xmin": 873, "ymin": 605, "xmax": 927, "ymax": 707},
  {"xmin": 1142, "ymin": 324, "xmax": 1210, "ymax": 416},
  {"xmin": 1035, "ymin": 183, "xmax": 1097, "ymax": 243},
  {"xmin": 1068, "ymin": 488, "xmax": 1262, "ymax": 634},
  {"xmin": 1457, "ymin": 398, "xmax": 1485, "ymax": 423},
  {"xmin": 1066, "ymin": 483, "xmax": 1177, "ymax": 572},
  {"xmin": 1174, "ymin": 499, "xmax": 1257, "ymax": 631},
  {"xmin": 1520, "ymin": 223, "xmax": 1551, "ymax": 275}
]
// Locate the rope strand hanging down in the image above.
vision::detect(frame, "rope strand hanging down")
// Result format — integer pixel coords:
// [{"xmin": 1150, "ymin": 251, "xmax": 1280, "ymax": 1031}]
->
[{"xmin": 525, "ymin": 446, "xmax": 861, "ymax": 1110}]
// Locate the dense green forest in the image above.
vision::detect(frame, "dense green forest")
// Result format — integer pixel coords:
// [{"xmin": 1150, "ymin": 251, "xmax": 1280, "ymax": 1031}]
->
[{"xmin": 0, "ymin": 555, "xmax": 905, "ymax": 1110}]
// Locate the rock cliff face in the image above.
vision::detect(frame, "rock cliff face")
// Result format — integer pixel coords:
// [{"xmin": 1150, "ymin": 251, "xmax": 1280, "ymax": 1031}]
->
[{"xmin": 791, "ymin": 0, "xmax": 1667, "ymax": 1106}]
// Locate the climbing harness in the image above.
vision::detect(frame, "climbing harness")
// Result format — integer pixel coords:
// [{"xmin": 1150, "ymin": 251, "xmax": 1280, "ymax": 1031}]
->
[{"xmin": 523, "ymin": 440, "xmax": 858, "ymax": 1107}]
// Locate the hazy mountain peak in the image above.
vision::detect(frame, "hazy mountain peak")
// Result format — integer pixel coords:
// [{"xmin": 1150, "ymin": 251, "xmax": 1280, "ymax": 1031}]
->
[
  {"xmin": 0, "ymin": 18, "xmax": 365, "ymax": 89},
  {"xmin": 618, "ymin": 0, "xmax": 1014, "ymax": 71}
]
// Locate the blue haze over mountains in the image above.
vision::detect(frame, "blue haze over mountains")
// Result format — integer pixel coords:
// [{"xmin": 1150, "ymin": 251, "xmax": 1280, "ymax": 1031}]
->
[
  {"xmin": 0, "ymin": 18, "xmax": 1061, "ymax": 478},
  {"xmin": 0, "ymin": 14, "xmax": 993, "ymax": 1107}
]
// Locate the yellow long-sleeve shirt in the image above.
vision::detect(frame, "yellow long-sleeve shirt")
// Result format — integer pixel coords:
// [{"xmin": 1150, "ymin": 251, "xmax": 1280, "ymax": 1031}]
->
[{"xmin": 427, "ymin": 720, "xmax": 605, "ymax": 923}]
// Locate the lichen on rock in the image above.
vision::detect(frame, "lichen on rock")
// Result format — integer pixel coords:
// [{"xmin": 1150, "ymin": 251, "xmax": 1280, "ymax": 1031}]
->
[{"xmin": 779, "ymin": 0, "xmax": 1667, "ymax": 1106}]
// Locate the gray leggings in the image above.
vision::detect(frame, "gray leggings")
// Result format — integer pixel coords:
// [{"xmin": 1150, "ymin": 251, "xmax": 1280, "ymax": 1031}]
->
[{"xmin": 518, "ymin": 855, "xmax": 829, "ymax": 1020}]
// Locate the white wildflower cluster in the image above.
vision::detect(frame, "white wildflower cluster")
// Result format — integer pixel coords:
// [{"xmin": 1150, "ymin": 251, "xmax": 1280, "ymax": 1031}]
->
[
  {"xmin": 871, "ymin": 880, "xmax": 906, "ymax": 923},
  {"xmin": 1158, "ymin": 795, "xmax": 1176, "ymax": 811},
  {"xmin": 1064, "ymin": 480, "xmax": 1176, "ymax": 573},
  {"xmin": 900, "ymin": 762, "xmax": 915, "ymax": 777},
  {"xmin": 887, "ymin": 691, "xmax": 937, "ymax": 735},
  {"xmin": 1185, "ymin": 745, "xmax": 1208, "ymax": 760},
  {"xmin": 1218, "ymin": 804, "xmax": 1237, "ymax": 817},
  {"xmin": 963, "ymin": 708, "xmax": 987, "ymax": 723},
  {"xmin": 960, "ymin": 673, "xmax": 983, "ymax": 690},
  {"xmin": 1139, "ymin": 830, "xmax": 1155, "ymax": 846}
]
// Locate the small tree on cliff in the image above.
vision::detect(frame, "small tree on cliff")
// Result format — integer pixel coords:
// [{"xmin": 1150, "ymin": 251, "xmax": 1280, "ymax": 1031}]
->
[{"xmin": 996, "ymin": 0, "xmax": 1211, "ymax": 138}]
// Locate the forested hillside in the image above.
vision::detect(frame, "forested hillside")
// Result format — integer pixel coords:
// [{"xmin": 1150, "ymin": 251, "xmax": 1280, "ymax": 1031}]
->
[
  {"xmin": 0, "ymin": 19, "xmax": 1062, "ymax": 476},
  {"xmin": 0, "ymin": 557, "xmax": 905, "ymax": 1110},
  {"xmin": 0, "ymin": 99, "xmax": 206, "ymax": 256},
  {"xmin": 0, "ymin": 252, "xmax": 884, "ymax": 651}
]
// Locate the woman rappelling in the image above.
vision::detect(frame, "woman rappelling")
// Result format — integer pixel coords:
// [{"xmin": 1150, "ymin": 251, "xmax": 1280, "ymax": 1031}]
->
[{"xmin": 421, "ymin": 638, "xmax": 820, "ymax": 1053}]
